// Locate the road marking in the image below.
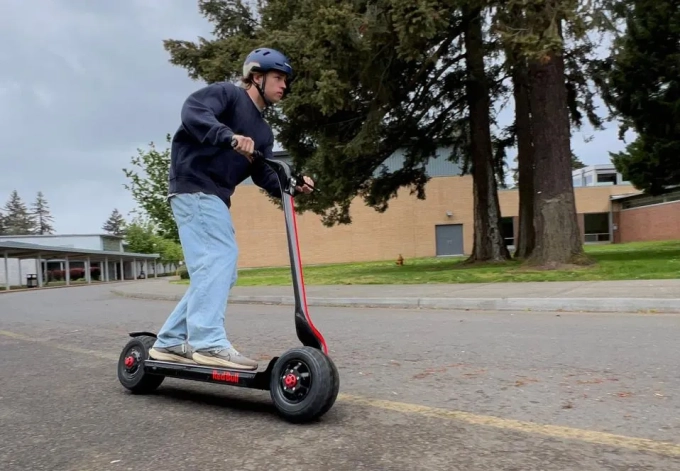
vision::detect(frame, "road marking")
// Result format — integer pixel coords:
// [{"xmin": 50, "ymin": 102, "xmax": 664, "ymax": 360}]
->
[
  {"xmin": 0, "ymin": 330, "xmax": 118, "ymax": 361},
  {"xmin": 338, "ymin": 394, "xmax": 680, "ymax": 457},
  {"xmin": 2, "ymin": 329, "xmax": 680, "ymax": 457}
]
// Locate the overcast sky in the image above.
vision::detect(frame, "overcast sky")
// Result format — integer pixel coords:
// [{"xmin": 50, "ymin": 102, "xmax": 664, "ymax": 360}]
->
[{"xmin": 0, "ymin": 0, "xmax": 629, "ymax": 234}]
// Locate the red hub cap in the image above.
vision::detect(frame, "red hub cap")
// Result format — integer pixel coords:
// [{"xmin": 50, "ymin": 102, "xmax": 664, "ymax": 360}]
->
[
  {"xmin": 284, "ymin": 373, "xmax": 297, "ymax": 387},
  {"xmin": 124, "ymin": 356, "xmax": 134, "ymax": 368}
]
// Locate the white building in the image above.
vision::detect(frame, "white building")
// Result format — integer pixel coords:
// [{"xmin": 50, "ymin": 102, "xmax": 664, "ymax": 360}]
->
[
  {"xmin": 0, "ymin": 234, "xmax": 178, "ymax": 290},
  {"xmin": 572, "ymin": 164, "xmax": 630, "ymax": 187}
]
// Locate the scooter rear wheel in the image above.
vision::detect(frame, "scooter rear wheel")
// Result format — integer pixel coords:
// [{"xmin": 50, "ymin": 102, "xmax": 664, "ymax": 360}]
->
[
  {"xmin": 269, "ymin": 346, "xmax": 338, "ymax": 423},
  {"xmin": 118, "ymin": 335, "xmax": 164, "ymax": 394}
]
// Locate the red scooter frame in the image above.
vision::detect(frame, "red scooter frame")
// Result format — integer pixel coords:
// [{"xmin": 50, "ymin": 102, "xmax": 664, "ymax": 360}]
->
[{"xmin": 262, "ymin": 153, "xmax": 328, "ymax": 355}]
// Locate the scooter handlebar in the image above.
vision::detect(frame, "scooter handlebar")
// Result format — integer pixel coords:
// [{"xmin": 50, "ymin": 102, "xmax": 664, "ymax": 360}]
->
[
  {"xmin": 229, "ymin": 137, "xmax": 318, "ymax": 193},
  {"xmin": 230, "ymin": 137, "xmax": 264, "ymax": 161}
]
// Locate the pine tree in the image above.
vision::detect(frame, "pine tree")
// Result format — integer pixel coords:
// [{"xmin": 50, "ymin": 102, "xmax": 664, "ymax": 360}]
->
[
  {"xmin": 463, "ymin": 5, "xmax": 511, "ymax": 263},
  {"xmin": 598, "ymin": 0, "xmax": 680, "ymax": 194},
  {"xmin": 102, "ymin": 209, "xmax": 127, "ymax": 236},
  {"xmin": 3, "ymin": 191, "xmax": 35, "ymax": 235},
  {"xmin": 31, "ymin": 191, "xmax": 55, "ymax": 235},
  {"xmin": 571, "ymin": 153, "xmax": 586, "ymax": 170},
  {"xmin": 493, "ymin": 0, "xmax": 603, "ymax": 268}
]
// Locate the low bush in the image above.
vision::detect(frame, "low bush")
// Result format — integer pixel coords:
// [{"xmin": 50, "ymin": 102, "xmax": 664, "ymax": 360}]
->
[{"xmin": 47, "ymin": 267, "xmax": 101, "ymax": 281}]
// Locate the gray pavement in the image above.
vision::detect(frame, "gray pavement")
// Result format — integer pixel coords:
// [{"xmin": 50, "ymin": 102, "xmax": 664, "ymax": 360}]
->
[
  {"xmin": 1, "ymin": 284, "xmax": 680, "ymax": 469},
  {"xmin": 109, "ymin": 277, "xmax": 680, "ymax": 313}
]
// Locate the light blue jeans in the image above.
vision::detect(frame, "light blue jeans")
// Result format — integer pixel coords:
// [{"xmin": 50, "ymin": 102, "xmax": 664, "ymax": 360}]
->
[{"xmin": 154, "ymin": 192, "xmax": 238, "ymax": 352}]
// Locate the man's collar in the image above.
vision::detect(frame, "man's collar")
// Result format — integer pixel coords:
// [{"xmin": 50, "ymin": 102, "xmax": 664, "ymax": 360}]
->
[{"xmin": 248, "ymin": 91, "xmax": 264, "ymax": 113}]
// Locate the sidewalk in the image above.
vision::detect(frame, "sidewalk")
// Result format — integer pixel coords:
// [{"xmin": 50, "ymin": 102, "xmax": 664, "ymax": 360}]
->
[{"xmin": 110, "ymin": 278, "xmax": 680, "ymax": 313}]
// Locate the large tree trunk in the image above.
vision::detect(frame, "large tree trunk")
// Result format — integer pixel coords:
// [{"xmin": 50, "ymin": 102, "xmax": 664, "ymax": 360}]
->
[
  {"xmin": 511, "ymin": 55, "xmax": 536, "ymax": 259},
  {"xmin": 526, "ymin": 45, "xmax": 586, "ymax": 267},
  {"xmin": 463, "ymin": 7, "xmax": 510, "ymax": 263}
]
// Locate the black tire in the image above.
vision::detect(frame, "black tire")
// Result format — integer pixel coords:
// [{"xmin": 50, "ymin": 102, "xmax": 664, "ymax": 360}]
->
[
  {"xmin": 117, "ymin": 335, "xmax": 164, "ymax": 394},
  {"xmin": 269, "ymin": 346, "xmax": 337, "ymax": 423},
  {"xmin": 317, "ymin": 355, "xmax": 340, "ymax": 416}
]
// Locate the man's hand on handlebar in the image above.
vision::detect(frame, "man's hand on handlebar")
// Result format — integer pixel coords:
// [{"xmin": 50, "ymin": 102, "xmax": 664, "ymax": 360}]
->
[
  {"xmin": 295, "ymin": 176, "xmax": 315, "ymax": 195},
  {"xmin": 229, "ymin": 136, "xmax": 316, "ymax": 195},
  {"xmin": 231, "ymin": 135, "xmax": 256, "ymax": 162}
]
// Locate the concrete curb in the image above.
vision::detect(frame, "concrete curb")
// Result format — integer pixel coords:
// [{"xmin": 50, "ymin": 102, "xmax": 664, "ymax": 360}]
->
[{"xmin": 110, "ymin": 289, "xmax": 680, "ymax": 313}]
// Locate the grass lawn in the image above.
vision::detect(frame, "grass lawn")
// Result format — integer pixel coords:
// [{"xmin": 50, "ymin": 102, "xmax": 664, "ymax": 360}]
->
[{"xmin": 173, "ymin": 240, "xmax": 680, "ymax": 286}]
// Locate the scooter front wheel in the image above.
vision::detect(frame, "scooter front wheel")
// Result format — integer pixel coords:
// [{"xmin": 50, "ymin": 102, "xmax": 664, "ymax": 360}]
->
[{"xmin": 269, "ymin": 346, "xmax": 338, "ymax": 423}]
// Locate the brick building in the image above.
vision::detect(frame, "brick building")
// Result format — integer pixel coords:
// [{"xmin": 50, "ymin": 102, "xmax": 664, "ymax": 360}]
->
[
  {"xmin": 611, "ymin": 189, "xmax": 680, "ymax": 243},
  {"xmin": 227, "ymin": 152, "xmax": 641, "ymax": 268}
]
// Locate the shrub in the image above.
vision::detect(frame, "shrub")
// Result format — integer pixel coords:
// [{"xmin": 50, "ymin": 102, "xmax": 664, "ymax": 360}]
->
[
  {"xmin": 178, "ymin": 266, "xmax": 190, "ymax": 280},
  {"xmin": 46, "ymin": 266, "xmax": 101, "ymax": 281}
]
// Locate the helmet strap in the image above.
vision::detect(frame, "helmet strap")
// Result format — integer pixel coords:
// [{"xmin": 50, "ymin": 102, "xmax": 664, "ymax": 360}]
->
[{"xmin": 254, "ymin": 74, "xmax": 272, "ymax": 109}]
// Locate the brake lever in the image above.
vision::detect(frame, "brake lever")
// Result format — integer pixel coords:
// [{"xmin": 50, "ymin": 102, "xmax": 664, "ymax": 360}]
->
[{"xmin": 292, "ymin": 173, "xmax": 319, "ymax": 194}]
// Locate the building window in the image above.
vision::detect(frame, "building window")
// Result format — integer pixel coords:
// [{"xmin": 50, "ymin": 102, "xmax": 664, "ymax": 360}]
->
[
  {"xmin": 583, "ymin": 212, "xmax": 610, "ymax": 242},
  {"xmin": 597, "ymin": 172, "xmax": 617, "ymax": 184},
  {"xmin": 501, "ymin": 217, "xmax": 514, "ymax": 247},
  {"xmin": 621, "ymin": 190, "xmax": 680, "ymax": 209},
  {"xmin": 573, "ymin": 176, "xmax": 582, "ymax": 187}
]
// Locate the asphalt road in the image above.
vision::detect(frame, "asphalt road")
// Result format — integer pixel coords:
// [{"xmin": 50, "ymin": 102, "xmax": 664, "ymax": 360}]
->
[{"xmin": 1, "ymin": 284, "xmax": 679, "ymax": 470}]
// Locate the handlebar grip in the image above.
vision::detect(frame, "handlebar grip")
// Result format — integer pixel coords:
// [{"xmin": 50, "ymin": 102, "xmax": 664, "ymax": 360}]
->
[
  {"xmin": 231, "ymin": 137, "xmax": 318, "ymax": 193},
  {"xmin": 231, "ymin": 137, "xmax": 263, "ymax": 160}
]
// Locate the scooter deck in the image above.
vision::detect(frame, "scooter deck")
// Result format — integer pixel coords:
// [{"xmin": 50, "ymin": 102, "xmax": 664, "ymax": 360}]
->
[{"xmin": 143, "ymin": 358, "xmax": 278, "ymax": 391}]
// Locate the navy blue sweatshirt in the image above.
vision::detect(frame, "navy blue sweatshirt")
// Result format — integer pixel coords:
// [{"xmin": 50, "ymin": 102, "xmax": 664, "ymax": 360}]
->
[{"xmin": 168, "ymin": 81, "xmax": 282, "ymax": 208}]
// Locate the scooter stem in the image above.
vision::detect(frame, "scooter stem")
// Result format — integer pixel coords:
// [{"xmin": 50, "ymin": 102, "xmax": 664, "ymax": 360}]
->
[{"xmin": 230, "ymin": 138, "xmax": 328, "ymax": 354}]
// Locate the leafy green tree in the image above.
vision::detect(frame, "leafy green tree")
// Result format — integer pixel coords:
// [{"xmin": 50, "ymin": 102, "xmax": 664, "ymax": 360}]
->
[
  {"xmin": 2, "ymin": 190, "xmax": 35, "ymax": 235},
  {"xmin": 31, "ymin": 191, "xmax": 55, "ymax": 235},
  {"xmin": 102, "ymin": 208, "xmax": 127, "ymax": 236},
  {"xmin": 122, "ymin": 135, "xmax": 178, "ymax": 242},
  {"xmin": 124, "ymin": 218, "xmax": 158, "ymax": 254},
  {"xmin": 125, "ymin": 216, "xmax": 184, "ymax": 263},
  {"xmin": 598, "ymin": 0, "xmax": 680, "ymax": 195},
  {"xmin": 156, "ymin": 237, "xmax": 185, "ymax": 264}
]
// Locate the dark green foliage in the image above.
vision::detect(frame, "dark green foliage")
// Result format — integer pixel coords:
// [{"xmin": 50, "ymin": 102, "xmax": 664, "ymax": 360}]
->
[
  {"xmin": 122, "ymin": 136, "xmax": 178, "ymax": 242},
  {"xmin": 102, "ymin": 208, "xmax": 127, "ymax": 237},
  {"xmin": 2, "ymin": 191, "xmax": 35, "ymax": 235},
  {"xmin": 598, "ymin": 0, "xmax": 680, "ymax": 194},
  {"xmin": 32, "ymin": 191, "xmax": 55, "ymax": 235},
  {"xmin": 163, "ymin": 0, "xmax": 476, "ymax": 226}
]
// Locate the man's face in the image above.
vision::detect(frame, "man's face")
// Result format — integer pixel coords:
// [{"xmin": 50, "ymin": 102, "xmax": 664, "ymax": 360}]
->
[{"xmin": 261, "ymin": 71, "xmax": 288, "ymax": 103}]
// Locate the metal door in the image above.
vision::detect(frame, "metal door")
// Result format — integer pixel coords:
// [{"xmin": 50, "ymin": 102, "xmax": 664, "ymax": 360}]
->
[{"xmin": 435, "ymin": 224, "xmax": 464, "ymax": 256}]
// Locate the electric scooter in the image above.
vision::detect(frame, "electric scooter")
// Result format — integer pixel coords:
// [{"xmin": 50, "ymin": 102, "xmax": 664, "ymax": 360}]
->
[{"xmin": 117, "ymin": 141, "xmax": 339, "ymax": 423}]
